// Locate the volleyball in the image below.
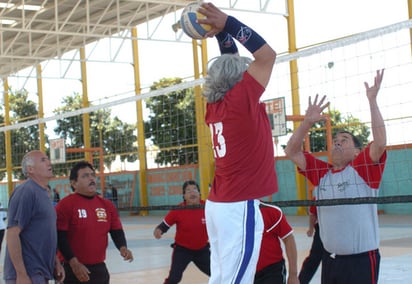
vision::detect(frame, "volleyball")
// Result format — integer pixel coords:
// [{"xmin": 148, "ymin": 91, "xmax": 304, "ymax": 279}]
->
[{"xmin": 180, "ymin": 2, "xmax": 211, "ymax": 39}]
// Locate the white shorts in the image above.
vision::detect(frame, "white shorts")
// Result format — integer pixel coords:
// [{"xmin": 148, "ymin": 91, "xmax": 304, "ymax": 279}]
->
[{"xmin": 205, "ymin": 199, "xmax": 263, "ymax": 284}]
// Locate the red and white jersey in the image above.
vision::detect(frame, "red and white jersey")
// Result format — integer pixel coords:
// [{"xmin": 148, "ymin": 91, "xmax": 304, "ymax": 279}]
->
[
  {"xmin": 163, "ymin": 200, "xmax": 208, "ymax": 250},
  {"xmin": 299, "ymin": 143, "xmax": 387, "ymax": 254},
  {"xmin": 205, "ymin": 71, "xmax": 278, "ymax": 202},
  {"xmin": 256, "ymin": 203, "xmax": 293, "ymax": 272},
  {"xmin": 56, "ymin": 193, "xmax": 123, "ymax": 264}
]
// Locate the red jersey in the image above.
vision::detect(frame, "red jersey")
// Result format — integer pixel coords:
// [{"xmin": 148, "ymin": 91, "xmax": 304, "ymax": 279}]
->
[
  {"xmin": 205, "ymin": 71, "xmax": 278, "ymax": 202},
  {"xmin": 163, "ymin": 200, "xmax": 208, "ymax": 250},
  {"xmin": 56, "ymin": 193, "xmax": 123, "ymax": 264},
  {"xmin": 256, "ymin": 204, "xmax": 293, "ymax": 272}
]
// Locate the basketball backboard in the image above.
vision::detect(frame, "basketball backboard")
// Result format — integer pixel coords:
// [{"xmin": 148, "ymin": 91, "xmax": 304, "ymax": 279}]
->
[{"xmin": 264, "ymin": 97, "xmax": 287, "ymax": 137}]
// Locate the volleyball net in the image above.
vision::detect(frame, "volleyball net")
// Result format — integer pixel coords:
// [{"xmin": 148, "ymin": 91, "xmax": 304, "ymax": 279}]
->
[{"xmin": 0, "ymin": 19, "xmax": 411, "ymax": 213}]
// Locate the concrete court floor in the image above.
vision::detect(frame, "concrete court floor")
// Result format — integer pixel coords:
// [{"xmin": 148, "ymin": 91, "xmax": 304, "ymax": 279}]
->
[
  {"xmin": 0, "ymin": 214, "xmax": 411, "ymax": 283},
  {"xmin": 107, "ymin": 213, "xmax": 412, "ymax": 284}
]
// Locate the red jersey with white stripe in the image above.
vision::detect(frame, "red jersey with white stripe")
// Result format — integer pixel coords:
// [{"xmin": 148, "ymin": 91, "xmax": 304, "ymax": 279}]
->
[
  {"xmin": 56, "ymin": 193, "xmax": 123, "ymax": 264},
  {"xmin": 299, "ymin": 143, "xmax": 387, "ymax": 254},
  {"xmin": 205, "ymin": 71, "xmax": 278, "ymax": 202},
  {"xmin": 163, "ymin": 200, "xmax": 208, "ymax": 250},
  {"xmin": 256, "ymin": 203, "xmax": 293, "ymax": 272}
]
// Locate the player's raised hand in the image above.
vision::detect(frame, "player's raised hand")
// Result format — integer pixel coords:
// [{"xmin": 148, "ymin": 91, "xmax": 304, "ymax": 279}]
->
[
  {"xmin": 197, "ymin": 2, "xmax": 227, "ymax": 37},
  {"xmin": 304, "ymin": 94, "xmax": 330, "ymax": 125},
  {"xmin": 364, "ymin": 69, "xmax": 384, "ymax": 101}
]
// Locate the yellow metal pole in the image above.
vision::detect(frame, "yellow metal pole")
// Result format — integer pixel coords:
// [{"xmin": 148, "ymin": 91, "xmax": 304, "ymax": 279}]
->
[
  {"xmin": 192, "ymin": 39, "xmax": 213, "ymax": 199},
  {"xmin": 36, "ymin": 65, "xmax": 46, "ymax": 151},
  {"xmin": 80, "ymin": 47, "xmax": 92, "ymax": 162},
  {"xmin": 200, "ymin": 37, "xmax": 215, "ymax": 196},
  {"xmin": 3, "ymin": 80, "xmax": 13, "ymax": 196},
  {"xmin": 408, "ymin": 0, "xmax": 412, "ymax": 56},
  {"xmin": 286, "ymin": 0, "xmax": 306, "ymax": 215},
  {"xmin": 131, "ymin": 27, "xmax": 149, "ymax": 215}
]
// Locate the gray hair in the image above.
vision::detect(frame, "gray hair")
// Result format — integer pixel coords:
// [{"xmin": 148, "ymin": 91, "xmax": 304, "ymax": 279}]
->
[
  {"xmin": 203, "ymin": 54, "xmax": 252, "ymax": 103},
  {"xmin": 21, "ymin": 151, "xmax": 36, "ymax": 177}
]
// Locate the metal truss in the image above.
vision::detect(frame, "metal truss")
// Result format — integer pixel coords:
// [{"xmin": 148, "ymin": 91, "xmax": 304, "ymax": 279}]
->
[{"xmin": 0, "ymin": 0, "xmax": 284, "ymax": 78}]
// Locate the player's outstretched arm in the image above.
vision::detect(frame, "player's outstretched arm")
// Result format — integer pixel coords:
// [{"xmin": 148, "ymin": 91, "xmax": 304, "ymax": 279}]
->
[
  {"xmin": 198, "ymin": 2, "xmax": 276, "ymax": 88},
  {"xmin": 285, "ymin": 94, "xmax": 329, "ymax": 170},
  {"xmin": 365, "ymin": 69, "xmax": 386, "ymax": 163},
  {"xmin": 247, "ymin": 44, "xmax": 276, "ymax": 88}
]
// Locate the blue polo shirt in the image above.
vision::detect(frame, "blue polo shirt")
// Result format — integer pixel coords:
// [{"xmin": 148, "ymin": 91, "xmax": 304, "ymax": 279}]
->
[{"xmin": 4, "ymin": 179, "xmax": 57, "ymax": 281}]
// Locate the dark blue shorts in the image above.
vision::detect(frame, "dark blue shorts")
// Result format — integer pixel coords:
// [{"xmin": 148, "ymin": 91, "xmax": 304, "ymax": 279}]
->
[
  {"xmin": 254, "ymin": 259, "xmax": 286, "ymax": 284},
  {"xmin": 321, "ymin": 249, "xmax": 380, "ymax": 284},
  {"xmin": 63, "ymin": 262, "xmax": 109, "ymax": 284}
]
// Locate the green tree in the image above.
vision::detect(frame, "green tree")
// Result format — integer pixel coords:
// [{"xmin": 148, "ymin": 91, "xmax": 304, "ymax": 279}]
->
[
  {"xmin": 0, "ymin": 89, "xmax": 43, "ymax": 180},
  {"xmin": 144, "ymin": 78, "xmax": 197, "ymax": 166},
  {"xmin": 308, "ymin": 109, "xmax": 370, "ymax": 152},
  {"xmin": 53, "ymin": 93, "xmax": 137, "ymax": 175}
]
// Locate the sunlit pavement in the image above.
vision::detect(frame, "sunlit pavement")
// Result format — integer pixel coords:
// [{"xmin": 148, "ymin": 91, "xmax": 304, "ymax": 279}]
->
[
  {"xmin": 0, "ymin": 214, "xmax": 410, "ymax": 283},
  {"xmin": 107, "ymin": 214, "xmax": 412, "ymax": 284}
]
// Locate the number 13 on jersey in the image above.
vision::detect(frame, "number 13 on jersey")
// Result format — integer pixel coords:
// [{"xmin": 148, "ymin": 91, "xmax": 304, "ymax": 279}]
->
[{"xmin": 209, "ymin": 122, "xmax": 226, "ymax": 158}]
